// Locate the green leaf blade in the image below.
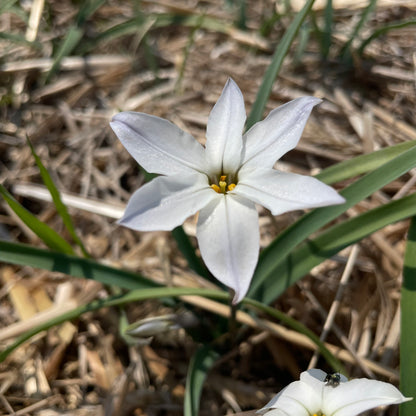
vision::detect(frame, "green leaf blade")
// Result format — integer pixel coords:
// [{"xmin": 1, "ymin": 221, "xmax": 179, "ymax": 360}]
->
[
  {"xmin": 184, "ymin": 345, "xmax": 219, "ymax": 416},
  {"xmin": 27, "ymin": 138, "xmax": 89, "ymax": 257},
  {"xmin": 254, "ymin": 193, "xmax": 416, "ymax": 304},
  {"xmin": 0, "ymin": 185, "xmax": 75, "ymax": 255},
  {"xmin": 400, "ymin": 217, "xmax": 416, "ymax": 416},
  {"xmin": 0, "ymin": 241, "xmax": 157, "ymax": 290},
  {"xmin": 249, "ymin": 144, "xmax": 416, "ymax": 302},
  {"xmin": 246, "ymin": 0, "xmax": 315, "ymax": 130}
]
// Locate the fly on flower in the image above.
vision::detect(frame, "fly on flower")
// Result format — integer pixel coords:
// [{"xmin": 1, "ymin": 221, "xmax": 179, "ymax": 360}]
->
[
  {"xmin": 257, "ymin": 369, "xmax": 412, "ymax": 416},
  {"xmin": 110, "ymin": 79, "xmax": 345, "ymax": 303}
]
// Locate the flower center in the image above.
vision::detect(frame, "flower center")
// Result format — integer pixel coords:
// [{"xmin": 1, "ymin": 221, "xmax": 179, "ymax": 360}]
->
[
  {"xmin": 210, "ymin": 175, "xmax": 236, "ymax": 194},
  {"xmin": 313, "ymin": 413, "xmax": 326, "ymax": 416}
]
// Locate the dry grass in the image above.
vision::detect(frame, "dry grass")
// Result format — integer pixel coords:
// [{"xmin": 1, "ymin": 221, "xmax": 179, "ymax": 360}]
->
[{"xmin": 1, "ymin": 0, "xmax": 416, "ymax": 415}]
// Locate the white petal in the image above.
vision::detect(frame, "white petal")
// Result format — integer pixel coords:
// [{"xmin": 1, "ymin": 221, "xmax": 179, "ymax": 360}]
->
[
  {"xmin": 119, "ymin": 174, "xmax": 215, "ymax": 231},
  {"xmin": 196, "ymin": 194, "xmax": 259, "ymax": 303},
  {"xmin": 205, "ymin": 79, "xmax": 245, "ymax": 176},
  {"xmin": 259, "ymin": 380, "xmax": 321, "ymax": 416},
  {"xmin": 323, "ymin": 378, "xmax": 412, "ymax": 416},
  {"xmin": 111, "ymin": 112, "xmax": 206, "ymax": 175},
  {"xmin": 302, "ymin": 368, "xmax": 328, "ymax": 383},
  {"xmin": 242, "ymin": 97, "xmax": 321, "ymax": 169},
  {"xmin": 234, "ymin": 169, "xmax": 345, "ymax": 216}
]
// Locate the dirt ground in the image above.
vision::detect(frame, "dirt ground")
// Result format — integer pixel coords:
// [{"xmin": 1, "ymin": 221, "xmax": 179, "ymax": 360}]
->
[{"xmin": 1, "ymin": 0, "xmax": 416, "ymax": 415}]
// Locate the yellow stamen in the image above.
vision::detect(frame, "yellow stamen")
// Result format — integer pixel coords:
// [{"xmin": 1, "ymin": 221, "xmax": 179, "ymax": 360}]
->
[
  {"xmin": 219, "ymin": 180, "xmax": 227, "ymax": 193},
  {"xmin": 211, "ymin": 184, "xmax": 220, "ymax": 193},
  {"xmin": 211, "ymin": 175, "xmax": 237, "ymax": 194}
]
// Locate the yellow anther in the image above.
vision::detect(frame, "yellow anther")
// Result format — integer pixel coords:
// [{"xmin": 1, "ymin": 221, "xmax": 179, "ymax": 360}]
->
[
  {"xmin": 211, "ymin": 175, "xmax": 236, "ymax": 194},
  {"xmin": 211, "ymin": 184, "xmax": 220, "ymax": 193}
]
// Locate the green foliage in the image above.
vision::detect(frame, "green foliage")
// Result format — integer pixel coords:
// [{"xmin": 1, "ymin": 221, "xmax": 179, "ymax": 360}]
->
[
  {"xmin": 0, "ymin": 241, "xmax": 157, "ymax": 291},
  {"xmin": 340, "ymin": 0, "xmax": 378, "ymax": 60},
  {"xmin": 322, "ymin": 0, "xmax": 333, "ymax": 58},
  {"xmin": 252, "ymin": 193, "xmax": 416, "ymax": 303},
  {"xmin": 400, "ymin": 217, "xmax": 416, "ymax": 416},
  {"xmin": 249, "ymin": 144, "xmax": 416, "ymax": 302},
  {"xmin": 358, "ymin": 19, "xmax": 416, "ymax": 56},
  {"xmin": 246, "ymin": 0, "xmax": 316, "ymax": 129},
  {"xmin": 184, "ymin": 345, "xmax": 220, "ymax": 416},
  {"xmin": 46, "ymin": 0, "xmax": 106, "ymax": 81},
  {"xmin": 172, "ymin": 226, "xmax": 210, "ymax": 279},
  {"xmin": 27, "ymin": 138, "xmax": 89, "ymax": 257},
  {"xmin": 0, "ymin": 185, "xmax": 75, "ymax": 255},
  {"xmin": 315, "ymin": 140, "xmax": 416, "ymax": 185}
]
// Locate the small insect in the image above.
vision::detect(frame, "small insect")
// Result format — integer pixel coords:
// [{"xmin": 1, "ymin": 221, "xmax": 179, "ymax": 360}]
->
[{"xmin": 324, "ymin": 372, "xmax": 341, "ymax": 387}]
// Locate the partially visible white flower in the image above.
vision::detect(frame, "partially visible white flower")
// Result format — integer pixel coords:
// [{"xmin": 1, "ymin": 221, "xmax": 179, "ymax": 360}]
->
[
  {"xmin": 110, "ymin": 79, "xmax": 345, "ymax": 303},
  {"xmin": 257, "ymin": 369, "xmax": 412, "ymax": 416}
]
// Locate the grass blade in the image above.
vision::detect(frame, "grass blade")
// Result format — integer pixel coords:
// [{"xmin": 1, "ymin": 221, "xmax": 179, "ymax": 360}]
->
[
  {"xmin": 400, "ymin": 217, "xmax": 416, "ymax": 416},
  {"xmin": 45, "ymin": 0, "xmax": 106, "ymax": 81},
  {"xmin": 184, "ymin": 345, "xmax": 219, "ymax": 416},
  {"xmin": 244, "ymin": 298, "xmax": 345, "ymax": 373},
  {"xmin": 0, "ymin": 185, "xmax": 74, "ymax": 255},
  {"xmin": 340, "ymin": 0, "xmax": 377, "ymax": 60},
  {"xmin": 0, "ymin": 0, "xmax": 18, "ymax": 13},
  {"xmin": 0, "ymin": 240, "xmax": 157, "ymax": 290},
  {"xmin": 0, "ymin": 32, "xmax": 41, "ymax": 48},
  {"xmin": 251, "ymin": 192, "xmax": 416, "ymax": 304},
  {"xmin": 46, "ymin": 27, "xmax": 83, "ymax": 82},
  {"xmin": 358, "ymin": 19, "xmax": 416, "ymax": 56},
  {"xmin": 322, "ymin": 0, "xmax": 333, "ymax": 58},
  {"xmin": 0, "ymin": 287, "xmax": 226, "ymax": 363},
  {"xmin": 172, "ymin": 226, "xmax": 209, "ymax": 279},
  {"xmin": 249, "ymin": 144, "xmax": 416, "ymax": 301},
  {"xmin": 27, "ymin": 138, "xmax": 89, "ymax": 257},
  {"xmin": 316, "ymin": 140, "xmax": 416, "ymax": 185},
  {"xmin": 246, "ymin": 0, "xmax": 315, "ymax": 130},
  {"xmin": 0, "ymin": 283, "xmax": 342, "ymax": 375}
]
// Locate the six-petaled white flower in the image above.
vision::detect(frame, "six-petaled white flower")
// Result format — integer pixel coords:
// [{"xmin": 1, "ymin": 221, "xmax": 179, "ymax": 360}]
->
[
  {"xmin": 110, "ymin": 78, "xmax": 345, "ymax": 303},
  {"xmin": 257, "ymin": 368, "xmax": 412, "ymax": 416}
]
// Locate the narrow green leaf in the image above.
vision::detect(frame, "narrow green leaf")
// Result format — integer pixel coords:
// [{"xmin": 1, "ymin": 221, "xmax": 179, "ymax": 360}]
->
[
  {"xmin": 322, "ymin": 0, "xmax": 333, "ymax": 58},
  {"xmin": 172, "ymin": 226, "xmax": 209, "ymax": 279},
  {"xmin": 0, "ymin": 32, "xmax": 41, "ymax": 49},
  {"xmin": 246, "ymin": 0, "xmax": 315, "ymax": 129},
  {"xmin": 340, "ymin": 0, "xmax": 377, "ymax": 60},
  {"xmin": 249, "ymin": 144, "xmax": 416, "ymax": 301},
  {"xmin": 75, "ymin": 0, "xmax": 106, "ymax": 26},
  {"xmin": 0, "ymin": 0, "xmax": 18, "ymax": 13},
  {"xmin": 27, "ymin": 139, "xmax": 89, "ymax": 257},
  {"xmin": 252, "ymin": 193, "xmax": 416, "ymax": 304},
  {"xmin": 46, "ymin": 27, "xmax": 83, "ymax": 82},
  {"xmin": 0, "ymin": 186, "xmax": 74, "ymax": 255},
  {"xmin": 184, "ymin": 345, "xmax": 219, "ymax": 416},
  {"xmin": 358, "ymin": 19, "xmax": 416, "ymax": 56},
  {"xmin": 400, "ymin": 217, "xmax": 416, "ymax": 416},
  {"xmin": 0, "ymin": 283, "xmax": 342, "ymax": 374},
  {"xmin": 0, "ymin": 240, "xmax": 157, "ymax": 290},
  {"xmin": 315, "ymin": 140, "xmax": 416, "ymax": 185},
  {"xmin": 77, "ymin": 14, "xmax": 231, "ymax": 55},
  {"xmin": 0, "ymin": 287, "xmax": 226, "ymax": 363},
  {"xmin": 293, "ymin": 22, "xmax": 310, "ymax": 64},
  {"xmin": 244, "ymin": 298, "xmax": 345, "ymax": 373}
]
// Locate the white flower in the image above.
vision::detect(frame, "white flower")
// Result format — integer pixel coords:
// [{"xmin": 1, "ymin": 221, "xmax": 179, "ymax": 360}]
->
[
  {"xmin": 258, "ymin": 369, "xmax": 412, "ymax": 416},
  {"xmin": 110, "ymin": 79, "xmax": 345, "ymax": 303}
]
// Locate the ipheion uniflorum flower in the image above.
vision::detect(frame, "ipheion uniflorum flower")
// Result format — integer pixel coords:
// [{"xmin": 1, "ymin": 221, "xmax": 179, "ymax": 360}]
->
[
  {"xmin": 110, "ymin": 79, "xmax": 345, "ymax": 303},
  {"xmin": 257, "ymin": 369, "xmax": 412, "ymax": 416}
]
